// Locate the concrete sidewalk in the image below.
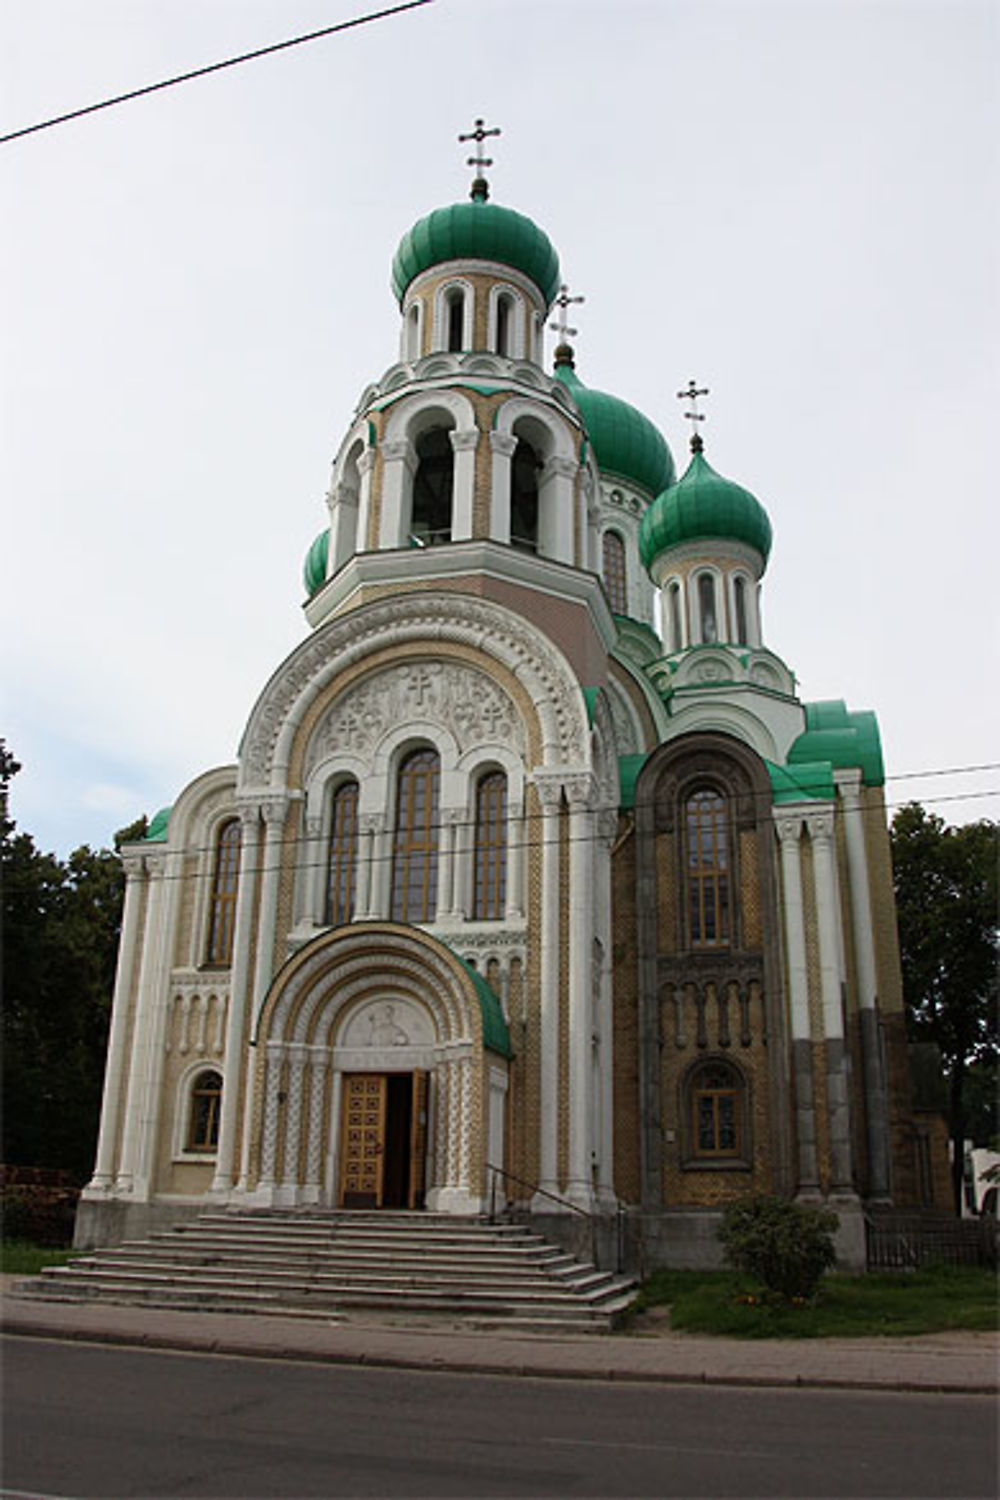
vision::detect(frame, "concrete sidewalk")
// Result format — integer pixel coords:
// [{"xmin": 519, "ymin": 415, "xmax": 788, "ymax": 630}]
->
[{"xmin": 2, "ymin": 1287, "xmax": 996, "ymax": 1394}]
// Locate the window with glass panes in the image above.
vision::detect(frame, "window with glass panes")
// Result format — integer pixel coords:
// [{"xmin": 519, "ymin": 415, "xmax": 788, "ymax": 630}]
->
[
  {"xmin": 602, "ymin": 531, "xmax": 627, "ymax": 614},
  {"xmin": 187, "ymin": 1070, "xmax": 222, "ymax": 1151},
  {"xmin": 685, "ymin": 789, "xmax": 730, "ymax": 947},
  {"xmin": 691, "ymin": 1062, "xmax": 741, "ymax": 1156},
  {"xmin": 206, "ymin": 819, "xmax": 241, "ymax": 965},
  {"xmin": 391, "ymin": 749, "xmax": 440, "ymax": 922},
  {"xmin": 326, "ymin": 781, "xmax": 359, "ymax": 926},
  {"xmin": 473, "ymin": 771, "xmax": 507, "ymax": 920}
]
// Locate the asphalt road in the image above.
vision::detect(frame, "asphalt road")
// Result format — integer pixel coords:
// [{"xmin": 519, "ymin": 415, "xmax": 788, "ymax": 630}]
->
[{"xmin": 2, "ymin": 1335, "xmax": 996, "ymax": 1499}]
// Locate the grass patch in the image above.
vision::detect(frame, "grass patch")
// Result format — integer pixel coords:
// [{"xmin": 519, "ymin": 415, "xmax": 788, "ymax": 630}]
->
[
  {"xmin": 632, "ymin": 1264, "xmax": 999, "ymax": 1339},
  {"xmin": 1, "ymin": 1240, "xmax": 75, "ymax": 1276}
]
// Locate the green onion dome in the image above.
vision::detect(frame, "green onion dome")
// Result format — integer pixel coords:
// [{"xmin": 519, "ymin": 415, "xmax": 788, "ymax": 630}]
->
[
  {"xmin": 554, "ymin": 354, "xmax": 675, "ymax": 498},
  {"xmin": 391, "ymin": 182, "xmax": 561, "ymax": 309},
  {"xmin": 303, "ymin": 529, "xmax": 329, "ymax": 597},
  {"xmin": 639, "ymin": 444, "xmax": 773, "ymax": 573}
]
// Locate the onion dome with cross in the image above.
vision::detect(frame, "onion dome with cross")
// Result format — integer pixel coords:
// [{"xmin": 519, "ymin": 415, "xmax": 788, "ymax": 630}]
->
[
  {"xmin": 553, "ymin": 344, "xmax": 675, "ymax": 499},
  {"xmin": 390, "ymin": 118, "xmax": 561, "ymax": 310}
]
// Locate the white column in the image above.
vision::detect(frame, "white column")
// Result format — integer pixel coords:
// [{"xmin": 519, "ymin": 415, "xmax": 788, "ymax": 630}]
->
[
  {"xmin": 86, "ymin": 853, "xmax": 146, "ymax": 1193},
  {"xmin": 211, "ymin": 806, "xmax": 261, "ymax": 1194},
  {"xmin": 327, "ymin": 478, "xmax": 359, "ymax": 572},
  {"xmin": 809, "ymin": 810, "xmax": 855, "ymax": 1194},
  {"xmin": 301, "ymin": 812, "xmax": 326, "ymax": 929},
  {"xmin": 378, "ymin": 439, "xmax": 416, "ymax": 548},
  {"xmin": 534, "ymin": 778, "xmax": 562, "ymax": 1201},
  {"xmin": 251, "ymin": 799, "xmax": 287, "ymax": 1028},
  {"xmin": 595, "ymin": 809, "xmax": 617, "ymax": 1207},
  {"xmin": 357, "ymin": 813, "xmax": 381, "ymax": 918},
  {"xmin": 565, "ymin": 777, "xmax": 595, "ymax": 1209},
  {"xmin": 537, "ymin": 457, "xmax": 577, "ymax": 565},
  {"xmin": 303, "ymin": 1051, "xmax": 329, "ymax": 1203},
  {"xmin": 437, "ymin": 809, "xmax": 458, "ymax": 919},
  {"xmin": 115, "ymin": 851, "xmax": 171, "ymax": 1196},
  {"xmin": 452, "ymin": 809, "xmax": 472, "ymax": 921},
  {"xmin": 489, "ymin": 430, "xmax": 517, "ymax": 543},
  {"xmin": 505, "ymin": 800, "xmax": 525, "ymax": 920},
  {"xmin": 355, "ymin": 448, "xmax": 376, "ymax": 552},
  {"xmin": 449, "ymin": 427, "xmax": 479, "ymax": 540},
  {"xmin": 776, "ymin": 812, "xmax": 820, "ymax": 1194}
]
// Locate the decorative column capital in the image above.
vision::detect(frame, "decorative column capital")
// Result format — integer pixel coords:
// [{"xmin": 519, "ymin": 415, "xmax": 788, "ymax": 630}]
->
[
  {"xmin": 144, "ymin": 851, "xmax": 167, "ymax": 878},
  {"xmin": 806, "ymin": 810, "xmax": 836, "ymax": 845},
  {"xmin": 542, "ymin": 455, "xmax": 579, "ymax": 481},
  {"xmin": 381, "ymin": 438, "xmax": 416, "ymax": 470},
  {"xmin": 532, "ymin": 772, "xmax": 564, "ymax": 810},
  {"xmin": 441, "ymin": 806, "xmax": 466, "ymax": 828},
  {"xmin": 488, "ymin": 430, "xmax": 518, "ymax": 458},
  {"xmin": 304, "ymin": 814, "xmax": 323, "ymax": 839},
  {"xmin": 357, "ymin": 447, "xmax": 377, "ymax": 475},
  {"xmin": 596, "ymin": 807, "xmax": 619, "ymax": 846},
  {"xmin": 563, "ymin": 772, "xmax": 598, "ymax": 810},
  {"xmin": 449, "ymin": 427, "xmax": 480, "ymax": 454},
  {"xmin": 359, "ymin": 811, "xmax": 387, "ymax": 836},
  {"xmin": 260, "ymin": 797, "xmax": 289, "ymax": 827},
  {"xmin": 775, "ymin": 813, "xmax": 804, "ymax": 846},
  {"xmin": 121, "ymin": 853, "xmax": 146, "ymax": 881}
]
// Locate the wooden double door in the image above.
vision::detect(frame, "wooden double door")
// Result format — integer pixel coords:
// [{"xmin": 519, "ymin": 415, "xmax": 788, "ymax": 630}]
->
[{"xmin": 339, "ymin": 1071, "xmax": 428, "ymax": 1209}]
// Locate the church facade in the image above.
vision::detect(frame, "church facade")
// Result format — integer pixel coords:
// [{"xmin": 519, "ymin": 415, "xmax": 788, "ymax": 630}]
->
[{"xmin": 77, "ymin": 159, "xmax": 925, "ymax": 1266}]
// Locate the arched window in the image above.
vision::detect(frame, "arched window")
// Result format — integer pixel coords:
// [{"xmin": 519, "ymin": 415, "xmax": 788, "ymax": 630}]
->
[
  {"xmin": 406, "ymin": 303, "xmax": 421, "ymax": 361},
  {"xmin": 733, "ymin": 576, "xmax": 749, "ymax": 644},
  {"xmin": 206, "ymin": 819, "xmax": 241, "ymax": 965},
  {"xmin": 688, "ymin": 1060, "xmax": 744, "ymax": 1159},
  {"xmin": 668, "ymin": 581, "xmax": 683, "ymax": 651},
  {"xmin": 602, "ymin": 531, "xmax": 627, "ymax": 615},
  {"xmin": 446, "ymin": 288, "xmax": 465, "ymax": 352},
  {"xmin": 473, "ymin": 771, "xmax": 507, "ymax": 920},
  {"xmin": 187, "ymin": 1069, "xmax": 222, "ymax": 1152},
  {"xmin": 326, "ymin": 781, "xmax": 359, "ymax": 926},
  {"xmin": 698, "ymin": 573, "xmax": 718, "ymax": 643},
  {"xmin": 496, "ymin": 294, "xmax": 512, "ymax": 356},
  {"xmin": 391, "ymin": 749, "xmax": 440, "ymax": 923},
  {"xmin": 510, "ymin": 437, "xmax": 540, "ymax": 552},
  {"xmin": 685, "ymin": 789, "xmax": 730, "ymax": 947},
  {"xmin": 412, "ymin": 428, "xmax": 453, "ymax": 545}
]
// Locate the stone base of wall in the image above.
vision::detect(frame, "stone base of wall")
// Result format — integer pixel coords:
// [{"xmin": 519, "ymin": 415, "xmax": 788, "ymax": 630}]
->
[{"xmin": 73, "ymin": 1197, "xmax": 202, "ymax": 1250}]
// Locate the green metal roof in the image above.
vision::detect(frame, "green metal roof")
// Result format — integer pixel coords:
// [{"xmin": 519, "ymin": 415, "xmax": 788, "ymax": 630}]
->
[
  {"xmin": 766, "ymin": 759, "xmax": 835, "ymax": 804},
  {"xmin": 391, "ymin": 194, "xmax": 561, "ymax": 308},
  {"xmin": 456, "ymin": 957, "xmax": 513, "ymax": 1059},
  {"xmin": 303, "ymin": 530, "xmax": 329, "ymax": 598},
  {"xmin": 618, "ymin": 752, "xmax": 649, "ymax": 810},
  {"xmin": 143, "ymin": 806, "xmax": 171, "ymax": 842},
  {"xmin": 639, "ymin": 448, "xmax": 772, "ymax": 572},
  {"xmin": 554, "ymin": 363, "xmax": 675, "ymax": 498},
  {"xmin": 788, "ymin": 700, "xmax": 885, "ymax": 787}
]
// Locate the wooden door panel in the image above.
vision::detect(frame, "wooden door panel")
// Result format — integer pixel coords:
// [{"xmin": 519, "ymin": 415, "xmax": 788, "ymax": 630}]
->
[{"xmin": 340, "ymin": 1074, "xmax": 386, "ymax": 1208}]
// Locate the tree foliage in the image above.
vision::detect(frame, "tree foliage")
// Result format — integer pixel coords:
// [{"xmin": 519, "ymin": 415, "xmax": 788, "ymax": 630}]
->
[
  {"xmin": 890, "ymin": 803, "xmax": 999, "ymax": 1209},
  {"xmin": 1, "ymin": 742, "xmax": 138, "ymax": 1178}
]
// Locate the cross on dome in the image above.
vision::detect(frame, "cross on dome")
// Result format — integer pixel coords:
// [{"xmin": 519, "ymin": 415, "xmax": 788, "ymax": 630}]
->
[
  {"xmin": 458, "ymin": 116, "xmax": 501, "ymax": 198},
  {"xmin": 677, "ymin": 378, "xmax": 710, "ymax": 452},
  {"xmin": 549, "ymin": 283, "xmax": 585, "ymax": 343}
]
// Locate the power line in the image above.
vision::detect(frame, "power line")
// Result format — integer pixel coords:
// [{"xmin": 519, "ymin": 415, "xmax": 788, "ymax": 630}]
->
[{"xmin": 0, "ymin": 0, "xmax": 436, "ymax": 146}]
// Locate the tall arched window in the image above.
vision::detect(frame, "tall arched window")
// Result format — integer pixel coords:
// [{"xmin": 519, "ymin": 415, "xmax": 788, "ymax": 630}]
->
[
  {"xmin": 206, "ymin": 819, "xmax": 241, "ymax": 965},
  {"xmin": 406, "ymin": 303, "xmax": 421, "ymax": 361},
  {"xmin": 510, "ymin": 437, "xmax": 540, "ymax": 552},
  {"xmin": 391, "ymin": 749, "xmax": 440, "ymax": 923},
  {"xmin": 496, "ymin": 294, "xmax": 512, "ymax": 356},
  {"xmin": 326, "ymin": 781, "xmax": 359, "ymax": 926},
  {"xmin": 473, "ymin": 771, "xmax": 507, "ymax": 920},
  {"xmin": 688, "ymin": 1060, "xmax": 744, "ymax": 1159},
  {"xmin": 698, "ymin": 574, "xmax": 718, "ymax": 643},
  {"xmin": 187, "ymin": 1069, "xmax": 222, "ymax": 1152},
  {"xmin": 602, "ymin": 531, "xmax": 627, "ymax": 614},
  {"xmin": 668, "ymin": 581, "xmax": 683, "ymax": 651},
  {"xmin": 733, "ymin": 576, "xmax": 749, "ymax": 644},
  {"xmin": 412, "ymin": 428, "xmax": 453, "ymax": 545},
  {"xmin": 446, "ymin": 288, "xmax": 465, "ymax": 352},
  {"xmin": 685, "ymin": 789, "xmax": 730, "ymax": 947}
]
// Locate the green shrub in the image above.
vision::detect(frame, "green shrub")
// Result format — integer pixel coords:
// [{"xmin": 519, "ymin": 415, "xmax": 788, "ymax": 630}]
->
[{"xmin": 718, "ymin": 1194, "xmax": 838, "ymax": 1301}]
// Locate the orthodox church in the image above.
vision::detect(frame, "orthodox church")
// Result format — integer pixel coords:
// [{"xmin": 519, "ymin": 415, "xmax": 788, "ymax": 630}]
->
[{"xmin": 77, "ymin": 130, "xmax": 925, "ymax": 1266}]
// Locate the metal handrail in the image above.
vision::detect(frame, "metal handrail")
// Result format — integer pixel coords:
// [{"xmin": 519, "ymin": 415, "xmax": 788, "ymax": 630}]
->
[{"xmin": 485, "ymin": 1162, "xmax": 629, "ymax": 1273}]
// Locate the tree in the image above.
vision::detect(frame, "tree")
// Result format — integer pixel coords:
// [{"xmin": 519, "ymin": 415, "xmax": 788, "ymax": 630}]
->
[
  {"xmin": 1, "ymin": 746, "xmax": 136, "ymax": 1177},
  {"xmin": 891, "ymin": 804, "xmax": 999, "ymax": 1212}
]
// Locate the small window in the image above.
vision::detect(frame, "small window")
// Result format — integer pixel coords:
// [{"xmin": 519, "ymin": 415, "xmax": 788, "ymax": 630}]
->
[
  {"xmin": 602, "ymin": 532, "xmax": 627, "ymax": 615},
  {"xmin": 685, "ymin": 789, "xmax": 730, "ymax": 947},
  {"xmin": 510, "ymin": 437, "xmax": 540, "ymax": 552},
  {"xmin": 187, "ymin": 1070, "xmax": 222, "ymax": 1152},
  {"xmin": 496, "ymin": 295, "xmax": 511, "ymax": 357},
  {"xmin": 690, "ymin": 1061, "xmax": 742, "ymax": 1158},
  {"xmin": 698, "ymin": 574, "xmax": 718, "ymax": 643},
  {"xmin": 391, "ymin": 749, "xmax": 440, "ymax": 923},
  {"xmin": 473, "ymin": 771, "xmax": 507, "ymax": 920},
  {"xmin": 446, "ymin": 289, "xmax": 465, "ymax": 352},
  {"xmin": 407, "ymin": 303, "xmax": 421, "ymax": 361},
  {"xmin": 206, "ymin": 820, "xmax": 241, "ymax": 966},
  {"xmin": 734, "ymin": 576, "xmax": 748, "ymax": 644},
  {"xmin": 668, "ymin": 581, "xmax": 683, "ymax": 651},
  {"xmin": 326, "ymin": 781, "xmax": 359, "ymax": 926}
]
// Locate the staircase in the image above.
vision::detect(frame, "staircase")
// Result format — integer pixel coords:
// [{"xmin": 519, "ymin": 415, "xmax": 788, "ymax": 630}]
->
[{"xmin": 16, "ymin": 1211, "xmax": 638, "ymax": 1332}]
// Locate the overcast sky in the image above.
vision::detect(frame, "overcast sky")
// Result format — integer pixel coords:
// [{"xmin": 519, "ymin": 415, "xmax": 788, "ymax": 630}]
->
[{"xmin": 2, "ymin": 0, "xmax": 997, "ymax": 857}]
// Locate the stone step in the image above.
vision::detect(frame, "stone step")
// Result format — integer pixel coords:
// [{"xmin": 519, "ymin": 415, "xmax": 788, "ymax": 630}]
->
[
  {"xmin": 131, "ymin": 1238, "xmax": 571, "ymax": 1269},
  {"xmin": 74, "ymin": 1252, "xmax": 589, "ymax": 1284}
]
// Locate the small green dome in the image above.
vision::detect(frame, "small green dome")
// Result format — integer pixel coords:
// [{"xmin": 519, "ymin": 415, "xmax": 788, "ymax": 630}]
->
[
  {"xmin": 639, "ymin": 448, "xmax": 772, "ymax": 572},
  {"xmin": 554, "ymin": 361, "xmax": 675, "ymax": 497},
  {"xmin": 303, "ymin": 530, "xmax": 329, "ymax": 597},
  {"xmin": 391, "ymin": 192, "xmax": 561, "ymax": 309}
]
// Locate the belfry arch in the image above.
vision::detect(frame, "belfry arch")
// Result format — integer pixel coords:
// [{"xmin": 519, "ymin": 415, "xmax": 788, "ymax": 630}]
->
[{"xmin": 243, "ymin": 923, "xmax": 509, "ymax": 1214}]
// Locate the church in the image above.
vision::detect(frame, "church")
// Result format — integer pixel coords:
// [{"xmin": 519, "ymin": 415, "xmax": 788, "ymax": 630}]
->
[{"xmin": 76, "ymin": 129, "xmax": 925, "ymax": 1267}]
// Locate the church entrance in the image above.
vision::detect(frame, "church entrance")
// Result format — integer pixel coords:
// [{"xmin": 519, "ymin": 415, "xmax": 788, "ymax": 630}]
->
[{"xmin": 338, "ymin": 1071, "xmax": 427, "ymax": 1209}]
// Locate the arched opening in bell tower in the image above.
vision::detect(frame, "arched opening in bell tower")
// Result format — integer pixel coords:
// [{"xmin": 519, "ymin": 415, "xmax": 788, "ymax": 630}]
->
[{"xmin": 412, "ymin": 429, "xmax": 454, "ymax": 546}]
